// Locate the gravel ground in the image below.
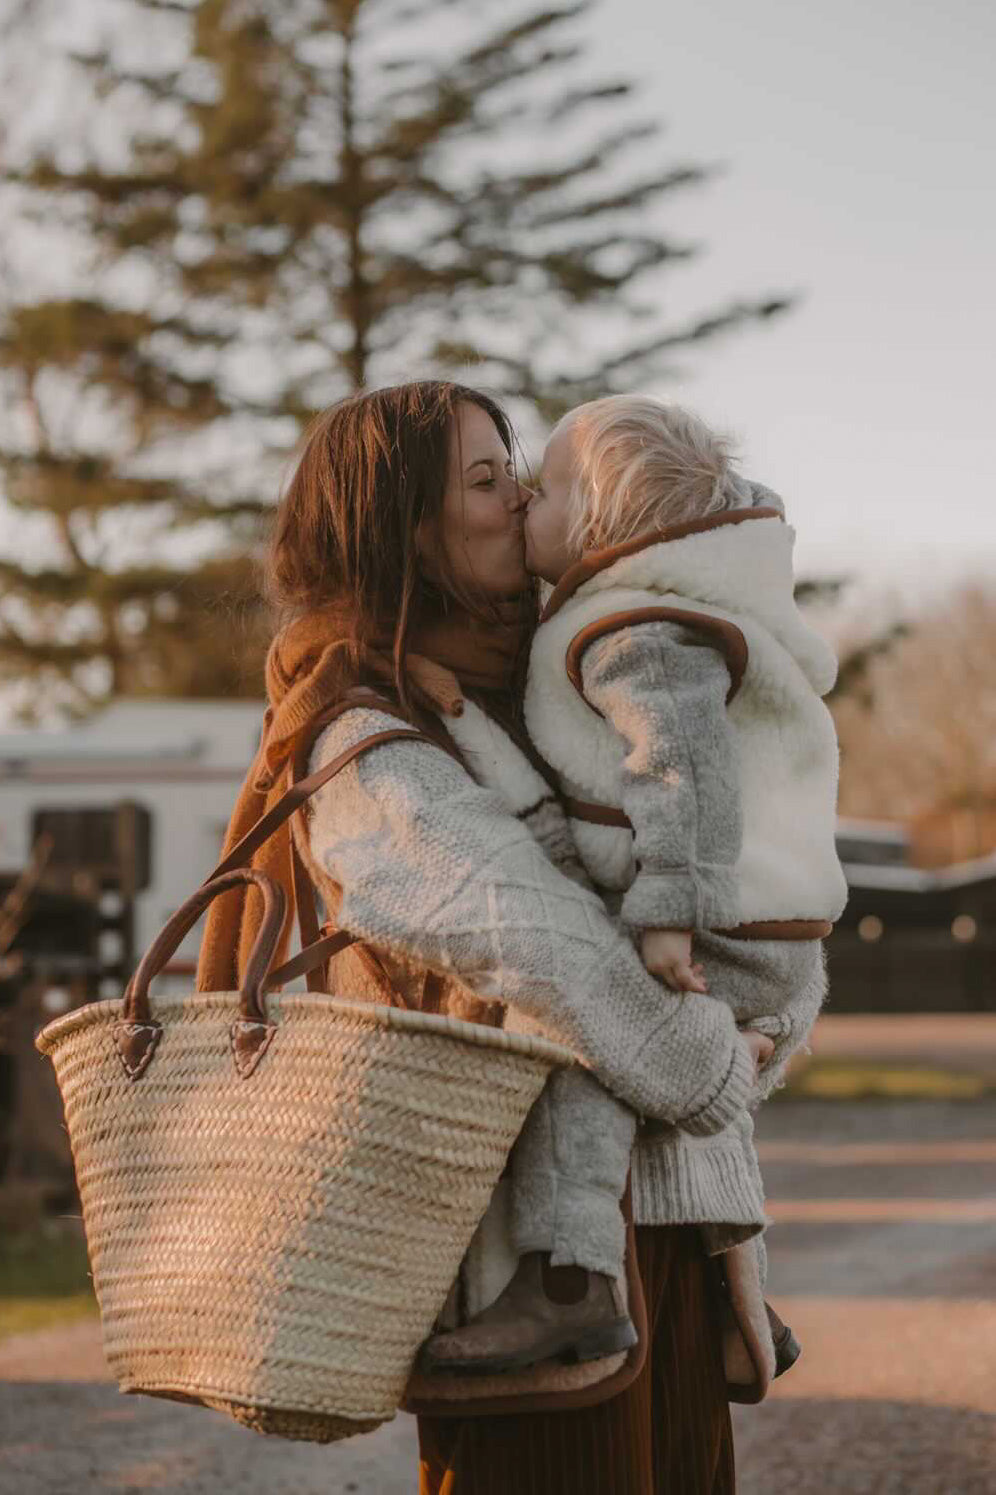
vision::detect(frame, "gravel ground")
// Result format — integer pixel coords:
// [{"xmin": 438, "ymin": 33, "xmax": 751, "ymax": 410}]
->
[{"xmin": 2, "ymin": 1091, "xmax": 995, "ymax": 1493}]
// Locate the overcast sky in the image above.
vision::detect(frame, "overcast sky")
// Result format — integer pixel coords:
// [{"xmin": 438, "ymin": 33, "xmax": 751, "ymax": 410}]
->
[
  {"xmin": 2, "ymin": 0, "xmax": 993, "ymax": 645},
  {"xmin": 582, "ymin": 0, "xmax": 995, "ymax": 594}
]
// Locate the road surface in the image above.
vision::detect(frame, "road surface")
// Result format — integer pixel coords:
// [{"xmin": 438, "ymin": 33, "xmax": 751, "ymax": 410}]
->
[{"xmin": 2, "ymin": 1088, "xmax": 994, "ymax": 1492}]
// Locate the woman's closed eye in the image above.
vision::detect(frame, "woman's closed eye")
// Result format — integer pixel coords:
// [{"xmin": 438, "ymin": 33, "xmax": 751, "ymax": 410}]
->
[{"xmin": 470, "ymin": 460, "xmax": 514, "ymax": 490}]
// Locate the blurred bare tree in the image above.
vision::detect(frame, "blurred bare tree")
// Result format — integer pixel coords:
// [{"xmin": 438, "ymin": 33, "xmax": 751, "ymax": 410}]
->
[
  {"xmin": 832, "ymin": 583, "xmax": 996, "ymax": 860},
  {"xmin": 0, "ymin": 0, "xmax": 791, "ymax": 721}
]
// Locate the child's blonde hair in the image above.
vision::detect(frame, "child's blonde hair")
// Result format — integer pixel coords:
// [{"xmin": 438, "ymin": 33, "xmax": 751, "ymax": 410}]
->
[{"xmin": 554, "ymin": 395, "xmax": 742, "ymax": 553}]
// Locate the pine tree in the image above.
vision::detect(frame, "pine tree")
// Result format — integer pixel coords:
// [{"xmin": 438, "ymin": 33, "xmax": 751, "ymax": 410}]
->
[{"xmin": 0, "ymin": 0, "xmax": 791, "ymax": 723}]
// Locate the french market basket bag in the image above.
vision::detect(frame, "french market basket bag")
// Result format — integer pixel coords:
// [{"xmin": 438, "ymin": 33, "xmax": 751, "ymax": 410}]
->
[{"xmin": 36, "ymin": 864, "xmax": 573, "ymax": 1444}]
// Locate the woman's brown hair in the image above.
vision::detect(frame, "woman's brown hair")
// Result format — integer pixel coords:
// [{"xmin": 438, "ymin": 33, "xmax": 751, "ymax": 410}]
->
[{"xmin": 263, "ymin": 380, "xmax": 527, "ymax": 710}]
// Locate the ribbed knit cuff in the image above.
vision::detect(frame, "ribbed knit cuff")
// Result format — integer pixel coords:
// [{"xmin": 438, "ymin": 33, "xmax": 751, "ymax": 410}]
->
[
  {"xmin": 677, "ymin": 1035, "xmax": 756, "ymax": 1138},
  {"xmin": 621, "ymin": 864, "xmax": 740, "ymax": 933},
  {"xmin": 631, "ymin": 1131, "xmax": 769, "ymax": 1236},
  {"xmin": 621, "ymin": 870, "xmax": 699, "ymax": 931}
]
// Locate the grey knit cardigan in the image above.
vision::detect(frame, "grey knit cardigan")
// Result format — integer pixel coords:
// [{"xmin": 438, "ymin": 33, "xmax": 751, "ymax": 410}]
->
[{"xmin": 291, "ymin": 698, "xmax": 767, "ymax": 1235}]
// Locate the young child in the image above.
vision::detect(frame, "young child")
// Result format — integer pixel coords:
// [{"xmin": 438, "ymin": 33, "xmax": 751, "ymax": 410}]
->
[{"xmin": 423, "ymin": 395, "xmax": 847, "ymax": 1390}]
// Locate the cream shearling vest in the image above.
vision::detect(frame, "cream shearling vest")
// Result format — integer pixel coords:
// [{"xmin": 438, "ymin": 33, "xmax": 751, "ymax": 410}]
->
[
  {"xmin": 445, "ymin": 702, "xmax": 554, "ymax": 819},
  {"xmin": 524, "ymin": 513, "xmax": 849, "ymax": 926}
]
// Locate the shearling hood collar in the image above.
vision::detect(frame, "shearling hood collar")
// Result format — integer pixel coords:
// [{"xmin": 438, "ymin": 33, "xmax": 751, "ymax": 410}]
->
[
  {"xmin": 541, "ymin": 505, "xmax": 783, "ymax": 624},
  {"xmin": 536, "ymin": 494, "xmax": 838, "ymax": 698}
]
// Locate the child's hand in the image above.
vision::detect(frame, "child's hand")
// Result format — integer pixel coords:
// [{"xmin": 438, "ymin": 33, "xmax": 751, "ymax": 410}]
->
[
  {"xmin": 742, "ymin": 1029, "xmax": 775, "ymax": 1076},
  {"xmin": 640, "ymin": 928, "xmax": 709, "ymax": 994}
]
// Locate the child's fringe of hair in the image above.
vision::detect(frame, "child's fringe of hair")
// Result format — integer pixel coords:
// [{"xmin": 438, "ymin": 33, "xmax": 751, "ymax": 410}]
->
[{"xmin": 557, "ymin": 395, "xmax": 741, "ymax": 553}]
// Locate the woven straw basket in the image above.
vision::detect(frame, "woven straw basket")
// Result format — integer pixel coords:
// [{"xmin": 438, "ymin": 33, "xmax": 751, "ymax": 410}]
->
[{"xmin": 37, "ymin": 867, "xmax": 572, "ymax": 1443}]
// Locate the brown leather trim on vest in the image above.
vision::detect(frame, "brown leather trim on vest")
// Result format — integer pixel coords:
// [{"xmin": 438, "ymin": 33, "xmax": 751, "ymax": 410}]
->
[
  {"xmin": 541, "ymin": 506, "xmax": 784, "ymax": 623},
  {"xmin": 722, "ymin": 919, "xmax": 833, "ymax": 941},
  {"xmin": 566, "ymin": 607, "xmax": 749, "ymax": 710},
  {"xmin": 401, "ymin": 1175, "xmax": 648, "ymax": 1417},
  {"xmin": 562, "ymin": 800, "xmax": 831, "ymax": 941},
  {"xmin": 562, "ymin": 795, "xmax": 634, "ymax": 830}
]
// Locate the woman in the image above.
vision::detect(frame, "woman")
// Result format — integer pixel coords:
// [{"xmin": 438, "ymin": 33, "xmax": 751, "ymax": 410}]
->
[{"xmin": 198, "ymin": 380, "xmax": 769, "ymax": 1492}]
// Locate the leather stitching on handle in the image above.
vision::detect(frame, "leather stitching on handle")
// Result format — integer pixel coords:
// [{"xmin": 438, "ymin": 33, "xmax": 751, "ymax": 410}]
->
[
  {"xmin": 229, "ymin": 1019, "xmax": 277, "ymax": 1079},
  {"xmin": 113, "ymin": 1022, "xmax": 162, "ymax": 1082}
]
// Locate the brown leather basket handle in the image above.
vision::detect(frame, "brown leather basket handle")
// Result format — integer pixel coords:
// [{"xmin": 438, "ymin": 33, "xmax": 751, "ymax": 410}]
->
[
  {"xmin": 124, "ymin": 868, "xmax": 286, "ymax": 1028},
  {"xmin": 112, "ymin": 718, "xmax": 444, "ymax": 1082},
  {"xmin": 115, "ymin": 870, "xmax": 362, "ymax": 1083},
  {"xmin": 189, "ymin": 721, "xmax": 431, "ymax": 998},
  {"xmin": 114, "ymin": 869, "xmax": 291, "ymax": 1082}
]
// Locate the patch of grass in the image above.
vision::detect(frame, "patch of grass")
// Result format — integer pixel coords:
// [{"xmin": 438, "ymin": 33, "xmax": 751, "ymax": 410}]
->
[
  {"xmin": 0, "ymin": 1223, "xmax": 98, "ymax": 1341},
  {"xmin": 780, "ymin": 1060, "xmax": 994, "ymax": 1101}
]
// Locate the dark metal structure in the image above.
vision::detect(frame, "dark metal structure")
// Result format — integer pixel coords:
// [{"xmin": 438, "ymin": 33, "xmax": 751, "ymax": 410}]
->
[
  {"xmin": 829, "ymin": 822, "xmax": 995, "ymax": 1013},
  {"xmin": 0, "ymin": 802, "xmax": 151, "ymax": 1198}
]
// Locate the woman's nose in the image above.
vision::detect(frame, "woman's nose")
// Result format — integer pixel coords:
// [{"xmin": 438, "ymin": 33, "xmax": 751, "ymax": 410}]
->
[{"xmin": 506, "ymin": 478, "xmax": 532, "ymax": 515}]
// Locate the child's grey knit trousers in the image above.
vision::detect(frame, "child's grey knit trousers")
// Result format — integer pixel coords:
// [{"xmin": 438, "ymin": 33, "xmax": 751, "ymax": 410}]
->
[{"xmin": 508, "ymin": 932, "xmax": 826, "ymax": 1276}]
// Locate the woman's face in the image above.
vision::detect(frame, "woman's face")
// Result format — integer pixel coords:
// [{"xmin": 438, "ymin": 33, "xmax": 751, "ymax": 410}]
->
[{"xmin": 419, "ymin": 401, "xmax": 529, "ymax": 599}]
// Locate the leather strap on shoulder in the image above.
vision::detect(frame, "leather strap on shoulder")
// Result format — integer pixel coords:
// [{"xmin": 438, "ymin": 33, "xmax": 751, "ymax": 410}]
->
[
  {"xmin": 292, "ymin": 688, "xmax": 465, "ymax": 779},
  {"xmin": 566, "ymin": 606, "xmax": 749, "ymax": 713},
  {"xmin": 204, "ymin": 707, "xmax": 445, "ymax": 992},
  {"xmin": 207, "ymin": 727, "xmax": 428, "ymax": 883},
  {"xmin": 279, "ymin": 691, "xmax": 463, "ymax": 995}
]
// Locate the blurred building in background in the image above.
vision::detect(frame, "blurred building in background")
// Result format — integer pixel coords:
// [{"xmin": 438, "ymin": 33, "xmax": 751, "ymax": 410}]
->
[
  {"xmin": 832, "ymin": 821, "xmax": 995, "ymax": 1016},
  {"xmin": 0, "ymin": 700, "xmax": 265, "ymax": 990},
  {"xmin": 0, "ymin": 700, "xmax": 265, "ymax": 1205}
]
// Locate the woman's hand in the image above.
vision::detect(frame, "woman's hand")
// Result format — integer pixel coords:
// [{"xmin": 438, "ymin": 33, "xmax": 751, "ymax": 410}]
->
[
  {"xmin": 640, "ymin": 928, "xmax": 709, "ymax": 994},
  {"xmin": 742, "ymin": 1029, "xmax": 775, "ymax": 1076}
]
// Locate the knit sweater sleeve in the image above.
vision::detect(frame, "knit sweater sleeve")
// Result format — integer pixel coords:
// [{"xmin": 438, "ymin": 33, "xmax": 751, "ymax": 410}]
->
[
  {"xmin": 305, "ymin": 706, "xmax": 754, "ymax": 1137},
  {"xmin": 579, "ymin": 620, "xmax": 742, "ymax": 933}
]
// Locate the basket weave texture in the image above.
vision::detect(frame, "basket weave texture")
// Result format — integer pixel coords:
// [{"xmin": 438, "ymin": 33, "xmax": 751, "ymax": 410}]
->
[{"xmin": 37, "ymin": 991, "xmax": 570, "ymax": 1442}]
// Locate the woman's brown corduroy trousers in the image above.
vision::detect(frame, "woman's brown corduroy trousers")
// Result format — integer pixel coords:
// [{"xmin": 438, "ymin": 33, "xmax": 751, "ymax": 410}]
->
[{"xmin": 417, "ymin": 1224, "xmax": 736, "ymax": 1494}]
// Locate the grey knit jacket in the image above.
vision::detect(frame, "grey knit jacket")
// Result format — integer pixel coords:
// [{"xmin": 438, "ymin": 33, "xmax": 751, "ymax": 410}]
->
[
  {"xmin": 293, "ymin": 701, "xmax": 762, "ymax": 1228},
  {"xmin": 576, "ymin": 617, "xmax": 743, "ymax": 932},
  {"xmin": 571, "ymin": 618, "xmax": 827, "ymax": 1080},
  {"xmin": 541, "ymin": 614, "xmax": 828, "ymax": 1246}
]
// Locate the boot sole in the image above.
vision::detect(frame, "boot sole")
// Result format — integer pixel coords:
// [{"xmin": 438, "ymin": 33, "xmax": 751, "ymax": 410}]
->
[
  {"xmin": 773, "ymin": 1326, "xmax": 801, "ymax": 1377},
  {"xmin": 727, "ymin": 1326, "xmax": 802, "ymax": 1404},
  {"xmin": 422, "ymin": 1315, "xmax": 639, "ymax": 1377}
]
